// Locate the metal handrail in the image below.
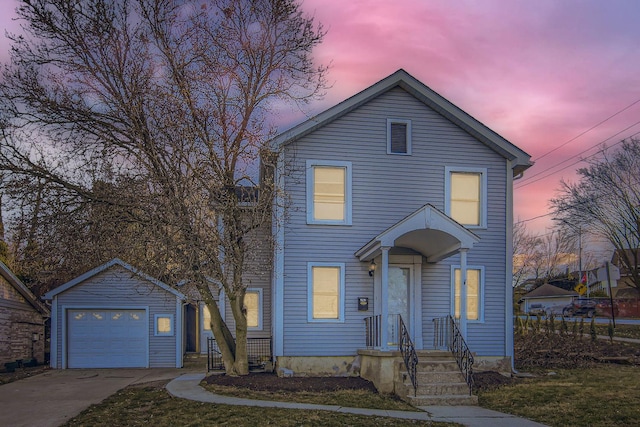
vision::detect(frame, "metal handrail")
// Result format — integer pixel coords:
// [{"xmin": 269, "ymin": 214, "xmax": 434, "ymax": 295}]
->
[
  {"xmin": 433, "ymin": 315, "xmax": 474, "ymax": 395},
  {"xmin": 364, "ymin": 314, "xmax": 419, "ymax": 396},
  {"xmin": 398, "ymin": 316, "xmax": 418, "ymax": 396}
]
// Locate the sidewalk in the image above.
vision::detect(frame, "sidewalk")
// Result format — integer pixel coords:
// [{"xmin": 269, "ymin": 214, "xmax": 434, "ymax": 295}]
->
[{"xmin": 166, "ymin": 373, "xmax": 548, "ymax": 427}]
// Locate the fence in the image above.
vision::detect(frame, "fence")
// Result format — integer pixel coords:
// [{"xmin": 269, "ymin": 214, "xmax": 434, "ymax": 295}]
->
[{"xmin": 207, "ymin": 337, "xmax": 272, "ymax": 371}]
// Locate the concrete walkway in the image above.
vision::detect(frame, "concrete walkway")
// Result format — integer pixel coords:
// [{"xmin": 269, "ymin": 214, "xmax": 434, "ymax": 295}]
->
[{"xmin": 166, "ymin": 373, "xmax": 548, "ymax": 427}]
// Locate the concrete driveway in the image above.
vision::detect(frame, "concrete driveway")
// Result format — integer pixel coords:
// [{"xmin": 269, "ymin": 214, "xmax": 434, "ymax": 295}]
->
[{"xmin": 0, "ymin": 368, "xmax": 190, "ymax": 427}]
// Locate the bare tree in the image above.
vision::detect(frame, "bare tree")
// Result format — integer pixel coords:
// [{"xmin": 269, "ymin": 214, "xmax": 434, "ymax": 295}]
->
[
  {"xmin": 551, "ymin": 139, "xmax": 640, "ymax": 291},
  {"xmin": 0, "ymin": 0, "xmax": 326, "ymax": 375}
]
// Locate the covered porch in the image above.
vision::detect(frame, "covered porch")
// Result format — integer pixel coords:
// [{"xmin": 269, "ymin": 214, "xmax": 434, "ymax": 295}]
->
[{"xmin": 355, "ymin": 204, "xmax": 480, "ymax": 351}]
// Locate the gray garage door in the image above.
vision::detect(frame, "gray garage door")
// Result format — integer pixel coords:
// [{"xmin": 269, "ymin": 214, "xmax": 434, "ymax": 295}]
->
[{"xmin": 67, "ymin": 309, "xmax": 147, "ymax": 368}]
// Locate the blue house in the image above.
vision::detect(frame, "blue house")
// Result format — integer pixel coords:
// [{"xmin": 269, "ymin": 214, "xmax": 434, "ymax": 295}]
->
[{"xmin": 268, "ymin": 69, "xmax": 531, "ymax": 398}]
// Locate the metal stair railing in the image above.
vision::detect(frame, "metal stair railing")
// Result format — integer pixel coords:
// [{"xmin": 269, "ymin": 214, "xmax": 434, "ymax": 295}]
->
[{"xmin": 433, "ymin": 315, "xmax": 474, "ymax": 395}]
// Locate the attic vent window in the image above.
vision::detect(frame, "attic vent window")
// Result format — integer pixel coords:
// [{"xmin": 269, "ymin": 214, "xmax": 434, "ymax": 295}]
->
[{"xmin": 387, "ymin": 119, "xmax": 412, "ymax": 155}]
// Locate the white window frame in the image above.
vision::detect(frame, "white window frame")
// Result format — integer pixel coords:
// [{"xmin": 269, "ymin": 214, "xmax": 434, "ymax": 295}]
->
[
  {"xmin": 445, "ymin": 166, "xmax": 488, "ymax": 229},
  {"xmin": 306, "ymin": 160, "xmax": 352, "ymax": 225},
  {"xmin": 450, "ymin": 265, "xmax": 485, "ymax": 323},
  {"xmin": 244, "ymin": 288, "xmax": 263, "ymax": 331},
  {"xmin": 387, "ymin": 119, "xmax": 412, "ymax": 155},
  {"xmin": 154, "ymin": 314, "xmax": 175, "ymax": 336},
  {"xmin": 307, "ymin": 262, "xmax": 346, "ymax": 323}
]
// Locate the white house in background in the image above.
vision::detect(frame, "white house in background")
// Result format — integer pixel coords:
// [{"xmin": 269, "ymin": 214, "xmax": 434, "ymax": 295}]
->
[
  {"xmin": 519, "ymin": 283, "xmax": 578, "ymax": 315},
  {"xmin": 269, "ymin": 69, "xmax": 531, "ymax": 385},
  {"xmin": 44, "ymin": 258, "xmax": 185, "ymax": 369}
]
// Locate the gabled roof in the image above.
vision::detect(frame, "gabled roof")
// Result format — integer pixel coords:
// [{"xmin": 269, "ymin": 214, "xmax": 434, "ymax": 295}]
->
[
  {"xmin": 355, "ymin": 204, "xmax": 480, "ymax": 263},
  {"xmin": 271, "ymin": 69, "xmax": 532, "ymax": 175},
  {"xmin": 521, "ymin": 283, "xmax": 578, "ymax": 300},
  {"xmin": 43, "ymin": 258, "xmax": 185, "ymax": 300},
  {"xmin": 0, "ymin": 260, "xmax": 50, "ymax": 316}
]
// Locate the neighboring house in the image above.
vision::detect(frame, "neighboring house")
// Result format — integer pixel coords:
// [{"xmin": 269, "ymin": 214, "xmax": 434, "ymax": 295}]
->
[
  {"xmin": 43, "ymin": 258, "xmax": 185, "ymax": 369},
  {"xmin": 519, "ymin": 283, "xmax": 578, "ymax": 315},
  {"xmin": 267, "ymin": 69, "xmax": 532, "ymax": 388},
  {"xmin": 0, "ymin": 261, "xmax": 49, "ymax": 367},
  {"xmin": 611, "ymin": 249, "xmax": 640, "ymax": 298}
]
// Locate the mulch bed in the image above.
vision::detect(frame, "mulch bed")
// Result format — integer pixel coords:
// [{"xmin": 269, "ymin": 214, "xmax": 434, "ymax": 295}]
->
[{"xmin": 204, "ymin": 372, "xmax": 378, "ymax": 393}]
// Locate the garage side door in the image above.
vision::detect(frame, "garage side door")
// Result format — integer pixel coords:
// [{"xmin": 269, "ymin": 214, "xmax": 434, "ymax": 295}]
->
[{"xmin": 67, "ymin": 309, "xmax": 147, "ymax": 368}]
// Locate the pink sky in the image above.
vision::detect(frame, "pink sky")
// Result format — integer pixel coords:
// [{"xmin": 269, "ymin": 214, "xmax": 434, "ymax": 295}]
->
[{"xmin": 3, "ymin": 0, "xmax": 640, "ymax": 236}]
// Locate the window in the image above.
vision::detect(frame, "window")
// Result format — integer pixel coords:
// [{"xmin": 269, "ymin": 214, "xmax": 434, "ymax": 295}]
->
[
  {"xmin": 244, "ymin": 288, "xmax": 263, "ymax": 330},
  {"xmin": 387, "ymin": 119, "xmax": 412, "ymax": 155},
  {"xmin": 445, "ymin": 167, "xmax": 487, "ymax": 228},
  {"xmin": 203, "ymin": 306, "xmax": 211, "ymax": 331},
  {"xmin": 308, "ymin": 263, "xmax": 345, "ymax": 322},
  {"xmin": 306, "ymin": 160, "xmax": 352, "ymax": 225},
  {"xmin": 452, "ymin": 267, "xmax": 484, "ymax": 321},
  {"xmin": 154, "ymin": 314, "xmax": 174, "ymax": 336}
]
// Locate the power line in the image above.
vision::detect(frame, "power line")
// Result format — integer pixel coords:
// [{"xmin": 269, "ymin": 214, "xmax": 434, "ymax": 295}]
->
[
  {"xmin": 515, "ymin": 125, "xmax": 640, "ymax": 189},
  {"xmin": 533, "ymin": 97, "xmax": 640, "ymax": 163}
]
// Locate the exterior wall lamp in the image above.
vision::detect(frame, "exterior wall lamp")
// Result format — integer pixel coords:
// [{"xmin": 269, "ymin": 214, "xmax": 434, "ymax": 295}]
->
[{"xmin": 368, "ymin": 260, "xmax": 376, "ymax": 277}]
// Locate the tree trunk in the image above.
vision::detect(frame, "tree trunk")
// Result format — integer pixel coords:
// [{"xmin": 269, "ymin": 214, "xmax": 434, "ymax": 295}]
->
[{"xmin": 229, "ymin": 293, "xmax": 249, "ymax": 375}]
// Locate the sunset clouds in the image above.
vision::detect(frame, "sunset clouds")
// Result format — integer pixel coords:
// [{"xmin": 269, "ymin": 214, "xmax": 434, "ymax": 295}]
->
[
  {"xmin": 2, "ymin": 0, "xmax": 640, "ymax": 234},
  {"xmin": 300, "ymin": 0, "xmax": 640, "ymax": 233}
]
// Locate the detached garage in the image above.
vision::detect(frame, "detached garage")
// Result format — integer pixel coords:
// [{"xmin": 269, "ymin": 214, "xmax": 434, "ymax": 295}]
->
[{"xmin": 44, "ymin": 258, "xmax": 185, "ymax": 369}]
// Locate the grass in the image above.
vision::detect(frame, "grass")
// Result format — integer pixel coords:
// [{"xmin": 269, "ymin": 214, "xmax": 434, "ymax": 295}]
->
[
  {"xmin": 478, "ymin": 365, "xmax": 640, "ymax": 427},
  {"xmin": 63, "ymin": 382, "xmax": 457, "ymax": 427},
  {"xmin": 595, "ymin": 323, "xmax": 640, "ymax": 340},
  {"xmin": 201, "ymin": 382, "xmax": 418, "ymax": 411}
]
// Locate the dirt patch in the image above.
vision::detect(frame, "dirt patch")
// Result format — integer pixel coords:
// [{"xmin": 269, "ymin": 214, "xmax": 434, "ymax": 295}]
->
[
  {"xmin": 472, "ymin": 371, "xmax": 517, "ymax": 392},
  {"xmin": 204, "ymin": 372, "xmax": 378, "ymax": 393}
]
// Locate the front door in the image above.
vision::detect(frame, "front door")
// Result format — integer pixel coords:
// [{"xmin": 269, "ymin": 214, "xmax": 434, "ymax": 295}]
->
[{"xmin": 388, "ymin": 265, "xmax": 411, "ymax": 346}]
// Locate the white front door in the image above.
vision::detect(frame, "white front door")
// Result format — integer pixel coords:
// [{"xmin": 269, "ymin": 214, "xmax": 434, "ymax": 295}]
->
[{"xmin": 387, "ymin": 266, "xmax": 411, "ymax": 346}]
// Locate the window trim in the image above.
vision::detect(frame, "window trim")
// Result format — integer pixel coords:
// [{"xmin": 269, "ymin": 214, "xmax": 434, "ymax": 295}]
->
[
  {"xmin": 245, "ymin": 288, "xmax": 263, "ymax": 331},
  {"xmin": 154, "ymin": 314, "xmax": 175, "ymax": 336},
  {"xmin": 307, "ymin": 262, "xmax": 346, "ymax": 323},
  {"xmin": 450, "ymin": 265, "xmax": 485, "ymax": 323},
  {"xmin": 387, "ymin": 119, "xmax": 412, "ymax": 155},
  {"xmin": 306, "ymin": 160, "xmax": 352, "ymax": 225},
  {"xmin": 445, "ymin": 166, "xmax": 488, "ymax": 228}
]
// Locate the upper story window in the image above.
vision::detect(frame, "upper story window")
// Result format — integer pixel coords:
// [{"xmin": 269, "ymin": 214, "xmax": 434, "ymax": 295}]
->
[
  {"xmin": 306, "ymin": 160, "xmax": 352, "ymax": 225},
  {"xmin": 445, "ymin": 167, "xmax": 487, "ymax": 228},
  {"xmin": 387, "ymin": 119, "xmax": 412, "ymax": 155}
]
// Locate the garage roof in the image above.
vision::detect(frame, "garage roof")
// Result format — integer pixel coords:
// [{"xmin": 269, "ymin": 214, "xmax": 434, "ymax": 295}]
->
[{"xmin": 43, "ymin": 258, "xmax": 185, "ymax": 300}]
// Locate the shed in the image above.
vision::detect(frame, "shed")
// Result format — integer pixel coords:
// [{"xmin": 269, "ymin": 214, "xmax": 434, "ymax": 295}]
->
[
  {"xmin": 519, "ymin": 283, "xmax": 578, "ymax": 315},
  {"xmin": 0, "ymin": 261, "xmax": 50, "ymax": 367},
  {"xmin": 44, "ymin": 258, "xmax": 185, "ymax": 369}
]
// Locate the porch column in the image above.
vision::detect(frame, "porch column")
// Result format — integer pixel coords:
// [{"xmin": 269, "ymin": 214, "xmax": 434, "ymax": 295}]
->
[
  {"xmin": 460, "ymin": 248, "xmax": 468, "ymax": 338},
  {"xmin": 380, "ymin": 246, "xmax": 390, "ymax": 350}
]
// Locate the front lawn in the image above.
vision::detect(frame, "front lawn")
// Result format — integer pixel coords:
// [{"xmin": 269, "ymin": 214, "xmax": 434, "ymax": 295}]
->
[
  {"xmin": 63, "ymin": 381, "xmax": 455, "ymax": 427},
  {"xmin": 477, "ymin": 366, "xmax": 640, "ymax": 427}
]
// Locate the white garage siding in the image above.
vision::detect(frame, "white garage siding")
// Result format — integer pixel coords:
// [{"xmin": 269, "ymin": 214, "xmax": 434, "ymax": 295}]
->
[
  {"xmin": 66, "ymin": 309, "xmax": 148, "ymax": 368},
  {"xmin": 46, "ymin": 260, "xmax": 185, "ymax": 369}
]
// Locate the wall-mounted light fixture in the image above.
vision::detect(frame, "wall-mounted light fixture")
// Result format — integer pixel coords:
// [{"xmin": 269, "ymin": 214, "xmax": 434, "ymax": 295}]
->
[{"xmin": 368, "ymin": 260, "xmax": 376, "ymax": 277}]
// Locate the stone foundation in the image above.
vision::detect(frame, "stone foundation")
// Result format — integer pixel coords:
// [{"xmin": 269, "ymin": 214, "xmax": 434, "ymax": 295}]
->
[{"xmin": 275, "ymin": 355, "xmax": 361, "ymax": 377}]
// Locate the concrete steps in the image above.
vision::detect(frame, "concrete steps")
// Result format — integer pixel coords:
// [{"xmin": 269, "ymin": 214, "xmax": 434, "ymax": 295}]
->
[{"xmin": 395, "ymin": 351, "xmax": 477, "ymax": 406}]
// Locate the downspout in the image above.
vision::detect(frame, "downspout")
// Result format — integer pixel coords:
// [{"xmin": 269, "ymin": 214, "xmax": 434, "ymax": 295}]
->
[{"xmin": 506, "ymin": 160, "xmax": 516, "ymax": 373}]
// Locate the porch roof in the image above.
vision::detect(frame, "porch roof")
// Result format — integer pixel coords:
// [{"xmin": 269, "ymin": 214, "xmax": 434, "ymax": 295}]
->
[{"xmin": 355, "ymin": 204, "xmax": 480, "ymax": 263}]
